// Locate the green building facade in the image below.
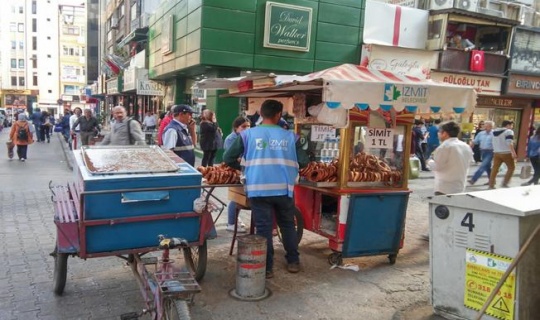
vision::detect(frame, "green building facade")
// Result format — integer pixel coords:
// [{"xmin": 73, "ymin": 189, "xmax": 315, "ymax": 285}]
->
[{"xmin": 148, "ymin": 0, "xmax": 366, "ymax": 159}]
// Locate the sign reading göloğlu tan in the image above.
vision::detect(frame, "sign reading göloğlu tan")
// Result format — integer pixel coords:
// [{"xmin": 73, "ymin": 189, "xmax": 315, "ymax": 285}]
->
[
  {"xmin": 430, "ymin": 72, "xmax": 502, "ymax": 96},
  {"xmin": 264, "ymin": 2, "xmax": 312, "ymax": 52}
]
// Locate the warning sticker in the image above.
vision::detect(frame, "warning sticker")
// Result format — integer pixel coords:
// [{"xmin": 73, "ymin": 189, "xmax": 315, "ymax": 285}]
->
[{"xmin": 464, "ymin": 249, "xmax": 515, "ymax": 320}]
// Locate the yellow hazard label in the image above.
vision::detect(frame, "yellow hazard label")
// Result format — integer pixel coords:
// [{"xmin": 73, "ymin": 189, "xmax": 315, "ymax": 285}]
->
[{"xmin": 464, "ymin": 249, "xmax": 515, "ymax": 320}]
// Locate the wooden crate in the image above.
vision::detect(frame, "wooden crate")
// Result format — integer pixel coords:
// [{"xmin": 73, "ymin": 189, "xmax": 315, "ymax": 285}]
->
[{"xmin": 228, "ymin": 187, "xmax": 249, "ymax": 208}]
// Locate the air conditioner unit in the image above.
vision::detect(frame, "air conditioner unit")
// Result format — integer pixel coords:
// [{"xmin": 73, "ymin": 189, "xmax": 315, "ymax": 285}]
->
[
  {"xmin": 111, "ymin": 17, "xmax": 118, "ymax": 29},
  {"xmin": 430, "ymin": 0, "xmax": 454, "ymax": 10},
  {"xmin": 520, "ymin": 5, "xmax": 535, "ymax": 26},
  {"xmin": 502, "ymin": 3, "xmax": 535, "ymax": 25},
  {"xmin": 455, "ymin": 0, "xmax": 479, "ymax": 12}
]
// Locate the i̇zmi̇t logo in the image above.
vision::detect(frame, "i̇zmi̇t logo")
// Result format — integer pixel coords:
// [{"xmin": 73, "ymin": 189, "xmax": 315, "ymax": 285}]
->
[{"xmin": 384, "ymin": 83, "xmax": 429, "ymax": 104}]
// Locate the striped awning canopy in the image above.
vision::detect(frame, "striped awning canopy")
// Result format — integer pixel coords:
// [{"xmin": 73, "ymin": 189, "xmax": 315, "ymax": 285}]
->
[{"xmin": 195, "ymin": 64, "xmax": 477, "ymax": 114}]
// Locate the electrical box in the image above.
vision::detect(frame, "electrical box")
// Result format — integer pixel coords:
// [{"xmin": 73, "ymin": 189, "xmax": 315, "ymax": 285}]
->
[{"xmin": 429, "ymin": 186, "xmax": 540, "ymax": 320}]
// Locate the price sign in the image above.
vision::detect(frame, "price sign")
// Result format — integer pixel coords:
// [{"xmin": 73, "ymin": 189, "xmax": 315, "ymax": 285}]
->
[
  {"xmin": 311, "ymin": 125, "xmax": 336, "ymax": 142},
  {"xmin": 366, "ymin": 127, "xmax": 394, "ymax": 149}
]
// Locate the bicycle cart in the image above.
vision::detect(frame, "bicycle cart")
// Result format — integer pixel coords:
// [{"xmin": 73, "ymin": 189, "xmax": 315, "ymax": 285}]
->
[{"xmin": 51, "ymin": 146, "xmax": 218, "ymax": 319}]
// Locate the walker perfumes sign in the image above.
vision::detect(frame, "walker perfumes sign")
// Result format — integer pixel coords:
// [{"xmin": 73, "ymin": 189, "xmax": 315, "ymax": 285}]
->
[{"xmin": 264, "ymin": 2, "xmax": 312, "ymax": 52}]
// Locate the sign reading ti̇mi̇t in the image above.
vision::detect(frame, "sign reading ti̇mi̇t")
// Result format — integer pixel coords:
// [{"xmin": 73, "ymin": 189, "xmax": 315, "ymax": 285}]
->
[
  {"xmin": 264, "ymin": 2, "xmax": 312, "ymax": 52},
  {"xmin": 311, "ymin": 125, "xmax": 336, "ymax": 142}
]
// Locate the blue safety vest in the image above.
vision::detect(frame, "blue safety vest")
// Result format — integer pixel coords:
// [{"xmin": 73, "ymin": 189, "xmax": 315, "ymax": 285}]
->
[
  {"xmin": 165, "ymin": 120, "xmax": 195, "ymax": 166},
  {"xmin": 241, "ymin": 125, "xmax": 298, "ymax": 198}
]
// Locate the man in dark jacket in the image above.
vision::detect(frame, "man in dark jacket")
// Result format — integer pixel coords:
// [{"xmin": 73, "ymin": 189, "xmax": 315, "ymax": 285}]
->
[
  {"xmin": 30, "ymin": 108, "xmax": 43, "ymax": 142},
  {"xmin": 71, "ymin": 109, "xmax": 100, "ymax": 146}
]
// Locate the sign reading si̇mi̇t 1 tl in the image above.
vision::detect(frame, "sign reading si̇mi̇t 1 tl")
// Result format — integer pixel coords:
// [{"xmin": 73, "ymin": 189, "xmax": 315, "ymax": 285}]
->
[
  {"xmin": 366, "ymin": 127, "xmax": 394, "ymax": 149},
  {"xmin": 264, "ymin": 2, "xmax": 312, "ymax": 52}
]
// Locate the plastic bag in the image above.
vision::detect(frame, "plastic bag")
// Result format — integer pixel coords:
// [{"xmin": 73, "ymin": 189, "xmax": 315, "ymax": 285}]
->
[
  {"xmin": 193, "ymin": 197, "xmax": 206, "ymax": 213},
  {"xmin": 520, "ymin": 165, "xmax": 532, "ymax": 179},
  {"xmin": 308, "ymin": 103, "xmax": 323, "ymax": 117},
  {"xmin": 317, "ymin": 105, "xmax": 348, "ymax": 128}
]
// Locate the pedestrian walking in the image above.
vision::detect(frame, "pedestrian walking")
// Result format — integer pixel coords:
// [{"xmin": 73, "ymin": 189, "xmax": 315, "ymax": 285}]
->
[
  {"xmin": 472, "ymin": 121, "xmax": 485, "ymax": 163},
  {"xmin": 488, "ymin": 120, "xmax": 517, "ymax": 189},
  {"xmin": 223, "ymin": 99, "xmax": 309, "ymax": 279},
  {"xmin": 521, "ymin": 127, "xmax": 540, "ymax": 186},
  {"xmin": 71, "ymin": 109, "xmax": 100, "ymax": 147},
  {"xmin": 40, "ymin": 111, "xmax": 53, "ymax": 143},
  {"xmin": 69, "ymin": 107, "xmax": 82, "ymax": 149},
  {"xmin": 9, "ymin": 114, "xmax": 34, "ymax": 161},
  {"xmin": 199, "ymin": 109, "xmax": 220, "ymax": 167},
  {"xmin": 425, "ymin": 119, "xmax": 441, "ymax": 159},
  {"xmin": 468, "ymin": 121, "xmax": 494, "ymax": 185},
  {"xmin": 30, "ymin": 108, "xmax": 44, "ymax": 142},
  {"xmin": 162, "ymin": 105, "xmax": 196, "ymax": 166},
  {"xmin": 427, "ymin": 121, "xmax": 473, "ymax": 195},
  {"xmin": 223, "ymin": 116, "xmax": 251, "ymax": 233},
  {"xmin": 101, "ymin": 106, "xmax": 145, "ymax": 146},
  {"xmin": 413, "ymin": 120, "xmax": 430, "ymax": 171},
  {"xmin": 142, "ymin": 111, "xmax": 157, "ymax": 130}
]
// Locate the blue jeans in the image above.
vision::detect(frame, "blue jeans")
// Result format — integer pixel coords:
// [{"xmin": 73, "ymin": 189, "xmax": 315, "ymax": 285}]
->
[
  {"xmin": 227, "ymin": 201, "xmax": 237, "ymax": 225},
  {"xmin": 471, "ymin": 150, "xmax": 493, "ymax": 183},
  {"xmin": 249, "ymin": 196, "xmax": 300, "ymax": 272}
]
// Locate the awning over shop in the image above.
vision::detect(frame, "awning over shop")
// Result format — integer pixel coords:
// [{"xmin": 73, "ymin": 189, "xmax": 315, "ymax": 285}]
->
[{"xmin": 195, "ymin": 64, "xmax": 477, "ymax": 114}]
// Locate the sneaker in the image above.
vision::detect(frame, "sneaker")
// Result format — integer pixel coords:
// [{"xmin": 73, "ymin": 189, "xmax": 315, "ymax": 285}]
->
[
  {"xmin": 483, "ymin": 182, "xmax": 490, "ymax": 186},
  {"xmin": 501, "ymin": 184, "xmax": 510, "ymax": 188},
  {"xmin": 521, "ymin": 182, "xmax": 532, "ymax": 186},
  {"xmin": 468, "ymin": 179, "xmax": 475, "ymax": 185},
  {"xmin": 287, "ymin": 262, "xmax": 300, "ymax": 273},
  {"xmin": 226, "ymin": 224, "xmax": 247, "ymax": 233},
  {"xmin": 265, "ymin": 270, "xmax": 274, "ymax": 279},
  {"xmin": 21, "ymin": 158, "xmax": 25, "ymax": 162},
  {"xmin": 237, "ymin": 218, "xmax": 247, "ymax": 228}
]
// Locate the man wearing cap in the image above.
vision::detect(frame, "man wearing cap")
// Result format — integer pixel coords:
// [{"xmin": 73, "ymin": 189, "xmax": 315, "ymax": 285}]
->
[{"xmin": 162, "ymin": 105, "xmax": 196, "ymax": 166}]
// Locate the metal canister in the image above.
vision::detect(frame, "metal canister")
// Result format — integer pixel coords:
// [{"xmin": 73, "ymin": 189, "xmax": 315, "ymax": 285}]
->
[{"xmin": 229, "ymin": 234, "xmax": 271, "ymax": 301}]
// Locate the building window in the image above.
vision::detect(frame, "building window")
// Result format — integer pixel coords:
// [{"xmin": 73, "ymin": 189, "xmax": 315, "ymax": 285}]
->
[
  {"xmin": 19, "ymin": 41, "xmax": 24, "ymax": 49},
  {"xmin": 32, "ymin": 55, "xmax": 37, "ymax": 68},
  {"xmin": 32, "ymin": 0, "xmax": 37, "ymax": 14},
  {"xmin": 47, "ymin": 36, "xmax": 51, "ymax": 40},
  {"xmin": 48, "ymin": 90, "xmax": 52, "ymax": 93},
  {"xmin": 33, "ymin": 76, "xmax": 38, "ymax": 86},
  {"xmin": 19, "ymin": 77, "xmax": 25, "ymax": 86},
  {"xmin": 62, "ymin": 26, "xmax": 80, "ymax": 35},
  {"xmin": 11, "ymin": 5, "xmax": 15, "ymax": 13},
  {"xmin": 19, "ymin": 59, "xmax": 24, "ymax": 68},
  {"xmin": 48, "ymin": 72, "xmax": 52, "ymax": 75},
  {"xmin": 47, "ymin": 54, "xmax": 51, "ymax": 58},
  {"xmin": 47, "ymin": 18, "xmax": 50, "ymax": 22},
  {"xmin": 32, "ymin": 37, "xmax": 37, "ymax": 50},
  {"xmin": 10, "ymin": 23, "xmax": 16, "ymax": 32},
  {"xmin": 18, "ymin": 23, "xmax": 24, "ymax": 33},
  {"xmin": 11, "ymin": 59, "xmax": 17, "ymax": 68},
  {"xmin": 11, "ymin": 41, "xmax": 16, "ymax": 49},
  {"xmin": 11, "ymin": 77, "xmax": 17, "ymax": 86},
  {"xmin": 131, "ymin": 3, "xmax": 137, "ymax": 21},
  {"xmin": 19, "ymin": 6, "xmax": 23, "ymax": 14},
  {"xmin": 32, "ymin": 19, "xmax": 37, "ymax": 32}
]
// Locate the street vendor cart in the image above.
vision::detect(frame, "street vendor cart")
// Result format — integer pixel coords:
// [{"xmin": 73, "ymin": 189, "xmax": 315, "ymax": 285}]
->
[
  {"xmin": 51, "ymin": 145, "xmax": 217, "ymax": 319},
  {"xmin": 196, "ymin": 63, "xmax": 477, "ymax": 265}
]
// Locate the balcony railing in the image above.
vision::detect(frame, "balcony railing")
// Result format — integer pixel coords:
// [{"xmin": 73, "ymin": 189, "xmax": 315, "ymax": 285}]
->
[{"xmin": 437, "ymin": 48, "xmax": 507, "ymax": 76}]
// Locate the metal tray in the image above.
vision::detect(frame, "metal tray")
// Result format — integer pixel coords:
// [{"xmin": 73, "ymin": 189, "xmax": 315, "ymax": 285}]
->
[{"xmin": 81, "ymin": 145, "xmax": 180, "ymax": 175}]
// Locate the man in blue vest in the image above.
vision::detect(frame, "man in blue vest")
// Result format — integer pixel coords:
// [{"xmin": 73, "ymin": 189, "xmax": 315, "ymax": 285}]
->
[
  {"xmin": 224, "ymin": 99, "xmax": 308, "ymax": 279},
  {"xmin": 162, "ymin": 104, "xmax": 196, "ymax": 166}
]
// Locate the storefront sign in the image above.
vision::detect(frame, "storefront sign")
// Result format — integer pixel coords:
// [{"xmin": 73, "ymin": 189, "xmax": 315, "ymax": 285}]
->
[
  {"xmin": 360, "ymin": 44, "xmax": 436, "ymax": 79},
  {"xmin": 162, "ymin": 15, "xmax": 174, "ymax": 55},
  {"xmin": 123, "ymin": 67, "xmax": 137, "ymax": 91},
  {"xmin": 506, "ymin": 73, "xmax": 540, "ymax": 95},
  {"xmin": 431, "ymin": 72, "xmax": 502, "ymax": 96},
  {"xmin": 137, "ymin": 80, "xmax": 164, "ymax": 96},
  {"xmin": 4, "ymin": 94, "xmax": 27, "ymax": 107},
  {"xmin": 366, "ymin": 127, "xmax": 394, "ymax": 149},
  {"xmin": 106, "ymin": 77, "xmax": 121, "ymax": 95},
  {"xmin": 264, "ymin": 2, "xmax": 312, "ymax": 52},
  {"xmin": 310, "ymin": 125, "xmax": 336, "ymax": 142},
  {"xmin": 464, "ymin": 249, "xmax": 515, "ymax": 320}
]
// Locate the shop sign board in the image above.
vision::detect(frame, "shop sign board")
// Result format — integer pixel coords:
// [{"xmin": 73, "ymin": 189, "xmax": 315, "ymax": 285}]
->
[
  {"xmin": 509, "ymin": 28, "xmax": 540, "ymax": 74},
  {"xmin": 4, "ymin": 94, "xmax": 28, "ymax": 107},
  {"xmin": 106, "ymin": 77, "xmax": 121, "ymax": 95},
  {"xmin": 264, "ymin": 2, "xmax": 312, "ymax": 52},
  {"xmin": 161, "ymin": 15, "xmax": 174, "ymax": 55},
  {"xmin": 137, "ymin": 80, "xmax": 164, "ymax": 96},
  {"xmin": 506, "ymin": 73, "xmax": 540, "ymax": 96},
  {"xmin": 366, "ymin": 127, "xmax": 394, "ymax": 149},
  {"xmin": 360, "ymin": 44, "xmax": 436, "ymax": 79},
  {"xmin": 310, "ymin": 125, "xmax": 336, "ymax": 142},
  {"xmin": 123, "ymin": 67, "xmax": 137, "ymax": 92},
  {"xmin": 431, "ymin": 72, "xmax": 502, "ymax": 96},
  {"xmin": 464, "ymin": 249, "xmax": 515, "ymax": 320}
]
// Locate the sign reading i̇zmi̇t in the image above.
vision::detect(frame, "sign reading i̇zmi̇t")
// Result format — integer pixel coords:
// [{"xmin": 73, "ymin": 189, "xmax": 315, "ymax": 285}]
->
[{"xmin": 264, "ymin": 1, "xmax": 312, "ymax": 52}]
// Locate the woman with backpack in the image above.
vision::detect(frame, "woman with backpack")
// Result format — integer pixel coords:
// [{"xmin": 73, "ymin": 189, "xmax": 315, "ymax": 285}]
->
[{"xmin": 9, "ymin": 114, "xmax": 34, "ymax": 161}]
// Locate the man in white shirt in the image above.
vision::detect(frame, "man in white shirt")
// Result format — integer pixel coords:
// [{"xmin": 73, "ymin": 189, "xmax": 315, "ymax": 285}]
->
[
  {"xmin": 69, "ymin": 107, "xmax": 82, "ymax": 149},
  {"xmin": 142, "ymin": 111, "xmax": 157, "ymax": 130},
  {"xmin": 427, "ymin": 121, "xmax": 473, "ymax": 195}
]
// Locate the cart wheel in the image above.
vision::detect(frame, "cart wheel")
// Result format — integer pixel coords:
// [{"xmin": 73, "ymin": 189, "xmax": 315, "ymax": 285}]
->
[
  {"xmin": 277, "ymin": 207, "xmax": 304, "ymax": 245},
  {"xmin": 163, "ymin": 298, "xmax": 191, "ymax": 320},
  {"xmin": 327, "ymin": 252, "xmax": 343, "ymax": 266},
  {"xmin": 183, "ymin": 240, "xmax": 207, "ymax": 282},
  {"xmin": 53, "ymin": 251, "xmax": 68, "ymax": 296},
  {"xmin": 388, "ymin": 254, "xmax": 397, "ymax": 265}
]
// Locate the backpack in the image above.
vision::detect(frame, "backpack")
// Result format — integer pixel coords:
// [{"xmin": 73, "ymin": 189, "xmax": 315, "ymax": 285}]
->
[{"xmin": 17, "ymin": 125, "xmax": 28, "ymax": 141}]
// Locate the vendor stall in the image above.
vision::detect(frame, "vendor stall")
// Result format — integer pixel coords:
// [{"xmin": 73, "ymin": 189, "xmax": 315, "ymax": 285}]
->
[{"xmin": 196, "ymin": 64, "xmax": 477, "ymax": 265}]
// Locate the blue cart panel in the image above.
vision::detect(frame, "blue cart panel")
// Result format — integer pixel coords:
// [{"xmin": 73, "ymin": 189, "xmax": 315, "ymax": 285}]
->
[{"xmin": 342, "ymin": 192, "xmax": 409, "ymax": 258}]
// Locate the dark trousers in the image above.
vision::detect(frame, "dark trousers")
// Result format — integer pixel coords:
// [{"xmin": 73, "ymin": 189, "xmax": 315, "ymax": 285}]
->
[
  {"xmin": 472, "ymin": 144, "xmax": 482, "ymax": 163},
  {"xmin": 471, "ymin": 150, "xmax": 493, "ymax": 183},
  {"xmin": 526, "ymin": 156, "xmax": 540, "ymax": 185},
  {"xmin": 40, "ymin": 125, "xmax": 51, "ymax": 142},
  {"xmin": 34, "ymin": 124, "xmax": 43, "ymax": 141},
  {"xmin": 80, "ymin": 131, "xmax": 94, "ymax": 146},
  {"xmin": 415, "ymin": 145, "xmax": 428, "ymax": 170},
  {"xmin": 249, "ymin": 196, "xmax": 300, "ymax": 272},
  {"xmin": 201, "ymin": 149, "xmax": 217, "ymax": 167},
  {"xmin": 16, "ymin": 145, "xmax": 28, "ymax": 159}
]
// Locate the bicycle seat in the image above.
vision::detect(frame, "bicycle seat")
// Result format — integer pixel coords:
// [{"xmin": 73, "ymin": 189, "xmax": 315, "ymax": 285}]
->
[{"xmin": 158, "ymin": 235, "xmax": 188, "ymax": 249}]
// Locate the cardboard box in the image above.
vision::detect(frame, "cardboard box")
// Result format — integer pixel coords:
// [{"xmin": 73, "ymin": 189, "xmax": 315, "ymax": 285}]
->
[{"xmin": 228, "ymin": 187, "xmax": 250, "ymax": 208}]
